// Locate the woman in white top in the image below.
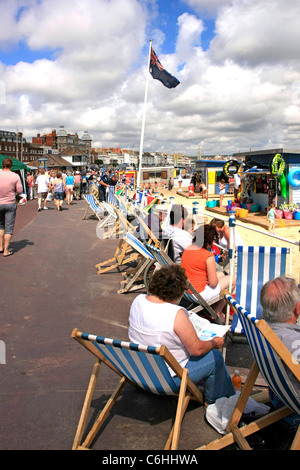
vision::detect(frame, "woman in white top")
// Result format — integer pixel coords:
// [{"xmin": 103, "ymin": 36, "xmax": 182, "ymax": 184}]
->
[{"xmin": 129, "ymin": 264, "xmax": 234, "ymax": 405}]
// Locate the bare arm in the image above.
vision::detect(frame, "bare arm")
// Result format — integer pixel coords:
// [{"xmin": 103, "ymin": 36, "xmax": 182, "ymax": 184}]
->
[
  {"xmin": 174, "ymin": 309, "xmax": 224, "ymax": 357},
  {"xmin": 206, "ymin": 255, "xmax": 219, "ymax": 288}
]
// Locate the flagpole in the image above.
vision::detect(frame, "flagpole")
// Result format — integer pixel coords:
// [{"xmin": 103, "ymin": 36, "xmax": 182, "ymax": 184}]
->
[{"xmin": 137, "ymin": 39, "xmax": 152, "ymax": 189}]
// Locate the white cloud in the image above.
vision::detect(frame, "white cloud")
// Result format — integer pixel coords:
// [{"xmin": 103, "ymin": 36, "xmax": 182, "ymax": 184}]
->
[{"xmin": 1, "ymin": 0, "xmax": 300, "ymax": 155}]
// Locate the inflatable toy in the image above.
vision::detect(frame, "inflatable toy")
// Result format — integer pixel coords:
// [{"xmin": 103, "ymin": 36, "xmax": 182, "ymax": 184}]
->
[
  {"xmin": 279, "ymin": 174, "xmax": 287, "ymax": 197},
  {"xmin": 270, "ymin": 153, "xmax": 285, "ymax": 178},
  {"xmin": 287, "ymin": 167, "xmax": 300, "ymax": 188},
  {"xmin": 223, "ymin": 160, "xmax": 240, "ymax": 178}
]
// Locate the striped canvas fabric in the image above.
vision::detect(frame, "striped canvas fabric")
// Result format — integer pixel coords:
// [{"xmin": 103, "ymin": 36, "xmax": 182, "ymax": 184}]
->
[
  {"xmin": 125, "ymin": 233, "xmax": 155, "ymax": 260},
  {"xmin": 79, "ymin": 333, "xmax": 180, "ymax": 395},
  {"xmin": 84, "ymin": 195, "xmax": 103, "ymax": 214},
  {"xmin": 107, "ymin": 186, "xmax": 116, "ymax": 205},
  {"xmin": 224, "ymin": 293, "xmax": 300, "ymax": 416},
  {"xmin": 232, "ymin": 246, "xmax": 289, "ymax": 333}
]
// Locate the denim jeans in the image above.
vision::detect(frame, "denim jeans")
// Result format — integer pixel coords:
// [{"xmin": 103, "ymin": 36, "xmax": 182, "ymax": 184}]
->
[{"xmin": 173, "ymin": 349, "xmax": 235, "ymax": 404}]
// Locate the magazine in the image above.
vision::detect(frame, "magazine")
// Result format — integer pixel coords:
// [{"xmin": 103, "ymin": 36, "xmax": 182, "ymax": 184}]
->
[{"xmin": 189, "ymin": 312, "xmax": 231, "ymax": 341}]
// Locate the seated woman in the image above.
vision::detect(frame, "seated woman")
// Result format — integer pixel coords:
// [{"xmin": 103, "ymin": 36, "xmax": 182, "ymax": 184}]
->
[
  {"xmin": 128, "ymin": 264, "xmax": 235, "ymax": 406},
  {"xmin": 181, "ymin": 225, "xmax": 236, "ymax": 319}
]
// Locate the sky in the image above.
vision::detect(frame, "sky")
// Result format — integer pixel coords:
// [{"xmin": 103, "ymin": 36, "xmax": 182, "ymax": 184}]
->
[{"xmin": 1, "ymin": 0, "xmax": 300, "ymax": 156}]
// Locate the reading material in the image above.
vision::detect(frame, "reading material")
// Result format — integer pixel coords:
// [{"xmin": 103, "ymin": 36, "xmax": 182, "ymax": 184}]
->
[{"xmin": 189, "ymin": 312, "xmax": 230, "ymax": 341}]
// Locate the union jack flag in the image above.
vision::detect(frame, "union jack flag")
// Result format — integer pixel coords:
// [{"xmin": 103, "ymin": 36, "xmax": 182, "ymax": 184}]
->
[{"xmin": 149, "ymin": 46, "xmax": 180, "ymax": 89}]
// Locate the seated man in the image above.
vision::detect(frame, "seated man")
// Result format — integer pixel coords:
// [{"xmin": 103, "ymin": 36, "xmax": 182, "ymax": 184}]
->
[
  {"xmin": 260, "ymin": 276, "xmax": 300, "ymax": 433},
  {"xmin": 164, "ymin": 204, "xmax": 194, "ymax": 263}
]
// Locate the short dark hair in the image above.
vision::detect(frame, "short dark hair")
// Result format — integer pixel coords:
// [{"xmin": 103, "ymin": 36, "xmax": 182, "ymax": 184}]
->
[
  {"xmin": 169, "ymin": 204, "xmax": 188, "ymax": 225},
  {"xmin": 2, "ymin": 158, "xmax": 13, "ymax": 169},
  {"xmin": 193, "ymin": 224, "xmax": 217, "ymax": 249},
  {"xmin": 148, "ymin": 264, "xmax": 189, "ymax": 302}
]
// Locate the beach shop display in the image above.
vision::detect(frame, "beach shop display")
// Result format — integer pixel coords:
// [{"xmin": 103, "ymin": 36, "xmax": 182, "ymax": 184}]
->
[{"xmin": 288, "ymin": 167, "xmax": 300, "ymax": 188}]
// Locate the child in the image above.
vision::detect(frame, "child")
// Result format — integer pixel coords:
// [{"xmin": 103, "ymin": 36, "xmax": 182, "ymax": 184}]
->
[
  {"xmin": 267, "ymin": 203, "xmax": 276, "ymax": 235},
  {"xmin": 219, "ymin": 179, "xmax": 226, "ymax": 207}
]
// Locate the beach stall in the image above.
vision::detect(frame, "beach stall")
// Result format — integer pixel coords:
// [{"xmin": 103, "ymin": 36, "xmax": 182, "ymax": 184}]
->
[
  {"xmin": 231, "ymin": 148, "xmax": 300, "ymax": 218},
  {"xmin": 195, "ymin": 159, "xmax": 233, "ymax": 195},
  {"xmin": 0, "ymin": 154, "xmax": 28, "ymax": 194}
]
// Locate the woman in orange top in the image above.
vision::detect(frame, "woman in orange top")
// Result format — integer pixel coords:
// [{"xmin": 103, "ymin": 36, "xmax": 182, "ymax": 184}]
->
[{"xmin": 181, "ymin": 225, "xmax": 235, "ymax": 319}]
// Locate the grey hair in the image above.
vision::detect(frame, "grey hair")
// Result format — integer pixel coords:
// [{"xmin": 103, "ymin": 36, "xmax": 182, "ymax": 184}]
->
[{"xmin": 260, "ymin": 276, "xmax": 300, "ymax": 323}]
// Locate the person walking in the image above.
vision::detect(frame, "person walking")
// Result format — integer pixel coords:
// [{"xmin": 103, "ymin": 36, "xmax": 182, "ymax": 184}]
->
[
  {"xmin": 35, "ymin": 169, "xmax": 50, "ymax": 211},
  {"xmin": 65, "ymin": 172, "xmax": 74, "ymax": 205},
  {"xmin": 52, "ymin": 172, "xmax": 66, "ymax": 211},
  {"xmin": 74, "ymin": 171, "xmax": 82, "ymax": 200},
  {"xmin": 267, "ymin": 203, "xmax": 276, "ymax": 235},
  {"xmin": 0, "ymin": 157, "xmax": 23, "ymax": 257}
]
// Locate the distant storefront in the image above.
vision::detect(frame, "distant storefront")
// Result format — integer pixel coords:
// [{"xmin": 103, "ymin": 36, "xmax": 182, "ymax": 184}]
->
[
  {"xmin": 232, "ymin": 148, "xmax": 300, "ymax": 210},
  {"xmin": 195, "ymin": 160, "xmax": 231, "ymax": 195}
]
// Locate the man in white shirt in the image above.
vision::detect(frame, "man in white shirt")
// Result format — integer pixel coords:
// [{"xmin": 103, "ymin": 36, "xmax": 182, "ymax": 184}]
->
[
  {"xmin": 164, "ymin": 204, "xmax": 193, "ymax": 263},
  {"xmin": 36, "ymin": 169, "xmax": 50, "ymax": 211}
]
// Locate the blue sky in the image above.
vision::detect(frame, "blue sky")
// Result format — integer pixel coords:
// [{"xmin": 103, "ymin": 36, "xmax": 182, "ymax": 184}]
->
[{"xmin": 0, "ymin": 0, "xmax": 215, "ymax": 65}]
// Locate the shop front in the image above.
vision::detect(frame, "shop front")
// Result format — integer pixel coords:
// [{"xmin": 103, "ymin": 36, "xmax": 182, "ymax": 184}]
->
[{"xmin": 231, "ymin": 148, "xmax": 300, "ymax": 218}]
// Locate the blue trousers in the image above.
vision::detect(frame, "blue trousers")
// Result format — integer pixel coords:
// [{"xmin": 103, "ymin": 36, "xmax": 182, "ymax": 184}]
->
[{"xmin": 173, "ymin": 349, "xmax": 235, "ymax": 404}]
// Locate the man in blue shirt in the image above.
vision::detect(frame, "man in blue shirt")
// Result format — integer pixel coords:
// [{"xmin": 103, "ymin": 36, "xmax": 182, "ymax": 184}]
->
[{"xmin": 98, "ymin": 170, "xmax": 109, "ymax": 202}]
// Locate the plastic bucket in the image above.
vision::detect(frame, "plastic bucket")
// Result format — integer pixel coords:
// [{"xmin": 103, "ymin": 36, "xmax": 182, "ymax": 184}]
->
[
  {"xmin": 283, "ymin": 211, "xmax": 294, "ymax": 219},
  {"xmin": 293, "ymin": 211, "xmax": 300, "ymax": 220},
  {"xmin": 238, "ymin": 209, "xmax": 248, "ymax": 218},
  {"xmin": 250, "ymin": 203, "xmax": 259, "ymax": 212}
]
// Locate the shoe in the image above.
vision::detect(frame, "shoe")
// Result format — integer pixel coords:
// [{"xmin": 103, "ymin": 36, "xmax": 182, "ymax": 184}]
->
[
  {"xmin": 38, "ymin": 208, "xmax": 42, "ymax": 212},
  {"xmin": 44, "ymin": 207, "xmax": 49, "ymax": 210},
  {"xmin": 59, "ymin": 207, "xmax": 62, "ymax": 211},
  {"xmin": 3, "ymin": 251, "xmax": 14, "ymax": 257}
]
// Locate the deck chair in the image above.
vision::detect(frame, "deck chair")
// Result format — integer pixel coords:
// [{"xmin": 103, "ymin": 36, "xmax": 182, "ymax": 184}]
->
[
  {"xmin": 82, "ymin": 194, "xmax": 104, "ymax": 221},
  {"xmin": 95, "ymin": 210, "xmax": 160, "ymax": 276},
  {"xmin": 71, "ymin": 329, "xmax": 203, "ymax": 450},
  {"xmin": 198, "ymin": 292, "xmax": 300, "ymax": 450},
  {"xmin": 97, "ymin": 201, "xmax": 117, "ymax": 230},
  {"xmin": 230, "ymin": 246, "xmax": 291, "ymax": 334},
  {"xmin": 145, "ymin": 244, "xmax": 223, "ymax": 325},
  {"xmin": 117, "ymin": 233, "xmax": 155, "ymax": 294}
]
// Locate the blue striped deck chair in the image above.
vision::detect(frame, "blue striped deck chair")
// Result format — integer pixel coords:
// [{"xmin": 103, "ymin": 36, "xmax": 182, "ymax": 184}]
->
[
  {"xmin": 231, "ymin": 246, "xmax": 290, "ymax": 334},
  {"xmin": 107, "ymin": 185, "xmax": 116, "ymax": 205},
  {"xmin": 97, "ymin": 201, "xmax": 117, "ymax": 229},
  {"xmin": 145, "ymin": 244, "xmax": 223, "ymax": 325},
  {"xmin": 117, "ymin": 233, "xmax": 155, "ymax": 294},
  {"xmin": 199, "ymin": 292, "xmax": 300, "ymax": 450},
  {"xmin": 82, "ymin": 194, "xmax": 104, "ymax": 221},
  {"xmin": 71, "ymin": 329, "xmax": 203, "ymax": 450}
]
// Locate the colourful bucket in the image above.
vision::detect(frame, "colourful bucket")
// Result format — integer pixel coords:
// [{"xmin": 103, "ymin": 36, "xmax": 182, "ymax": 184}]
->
[
  {"xmin": 284, "ymin": 211, "xmax": 294, "ymax": 220},
  {"xmin": 250, "ymin": 203, "xmax": 260, "ymax": 212},
  {"xmin": 293, "ymin": 211, "xmax": 300, "ymax": 220}
]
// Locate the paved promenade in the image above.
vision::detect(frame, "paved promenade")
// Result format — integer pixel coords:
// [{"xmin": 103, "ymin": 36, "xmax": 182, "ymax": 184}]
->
[{"xmin": 0, "ymin": 198, "xmax": 290, "ymax": 451}]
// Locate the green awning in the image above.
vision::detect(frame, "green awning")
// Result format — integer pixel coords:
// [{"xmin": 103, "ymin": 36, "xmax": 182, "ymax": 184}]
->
[{"xmin": 0, "ymin": 154, "xmax": 28, "ymax": 172}]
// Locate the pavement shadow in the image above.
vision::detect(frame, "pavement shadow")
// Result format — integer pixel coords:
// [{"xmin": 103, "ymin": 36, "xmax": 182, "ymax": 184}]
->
[{"xmin": 10, "ymin": 239, "xmax": 34, "ymax": 253}]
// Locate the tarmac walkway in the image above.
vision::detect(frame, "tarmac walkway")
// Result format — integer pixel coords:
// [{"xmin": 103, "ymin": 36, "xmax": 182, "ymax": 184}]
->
[{"xmin": 0, "ymin": 198, "xmax": 292, "ymax": 451}]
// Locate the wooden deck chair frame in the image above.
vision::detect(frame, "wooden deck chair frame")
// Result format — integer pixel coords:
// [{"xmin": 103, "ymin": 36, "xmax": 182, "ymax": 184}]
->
[
  {"xmin": 145, "ymin": 244, "xmax": 223, "ymax": 325},
  {"xmin": 71, "ymin": 329, "xmax": 203, "ymax": 450},
  {"xmin": 95, "ymin": 209, "xmax": 161, "ymax": 276},
  {"xmin": 115, "ymin": 212, "xmax": 163, "ymax": 293},
  {"xmin": 82, "ymin": 194, "xmax": 104, "ymax": 221},
  {"xmin": 117, "ymin": 233, "xmax": 155, "ymax": 294},
  {"xmin": 198, "ymin": 291, "xmax": 300, "ymax": 451}
]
